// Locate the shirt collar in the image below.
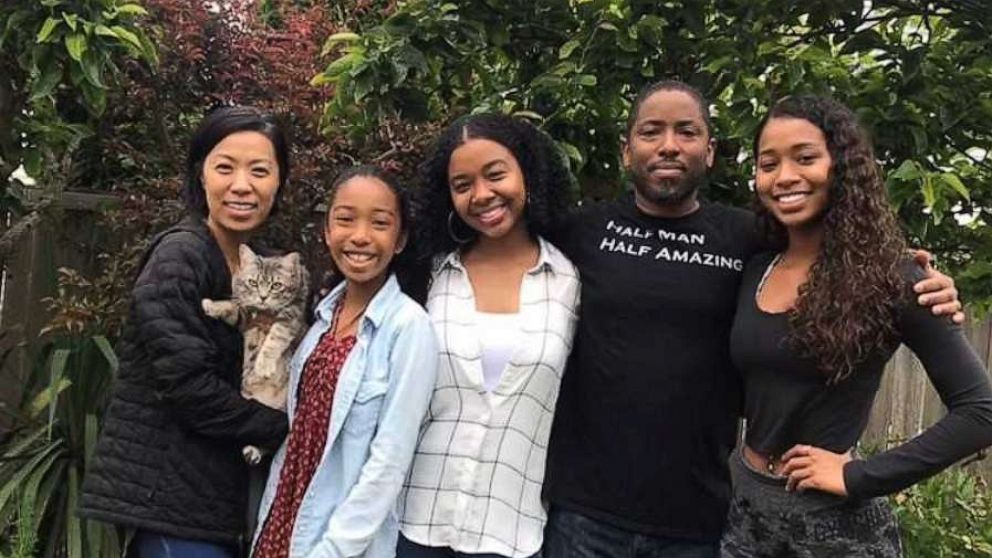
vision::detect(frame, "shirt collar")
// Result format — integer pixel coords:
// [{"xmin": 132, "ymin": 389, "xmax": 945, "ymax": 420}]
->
[
  {"xmin": 437, "ymin": 236, "xmax": 563, "ymax": 276},
  {"xmin": 313, "ymin": 273, "xmax": 401, "ymax": 328}
]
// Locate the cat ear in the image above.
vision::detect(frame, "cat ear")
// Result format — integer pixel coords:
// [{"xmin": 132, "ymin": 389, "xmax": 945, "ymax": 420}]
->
[
  {"xmin": 239, "ymin": 244, "xmax": 257, "ymax": 261},
  {"xmin": 283, "ymin": 251, "xmax": 301, "ymax": 266}
]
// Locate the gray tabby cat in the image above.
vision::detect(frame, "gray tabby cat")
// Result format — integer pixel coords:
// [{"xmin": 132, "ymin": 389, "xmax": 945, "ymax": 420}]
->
[{"xmin": 202, "ymin": 244, "xmax": 309, "ymax": 464}]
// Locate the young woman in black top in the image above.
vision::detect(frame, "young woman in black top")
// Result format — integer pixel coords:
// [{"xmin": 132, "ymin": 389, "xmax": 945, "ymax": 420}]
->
[{"xmin": 721, "ymin": 95, "xmax": 992, "ymax": 557}]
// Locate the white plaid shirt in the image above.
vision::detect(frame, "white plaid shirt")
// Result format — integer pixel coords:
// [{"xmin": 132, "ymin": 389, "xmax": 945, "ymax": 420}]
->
[{"xmin": 398, "ymin": 237, "xmax": 580, "ymax": 557}]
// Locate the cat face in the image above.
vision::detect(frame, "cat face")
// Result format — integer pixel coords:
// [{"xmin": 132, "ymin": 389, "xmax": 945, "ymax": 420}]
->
[{"xmin": 234, "ymin": 245, "xmax": 306, "ymax": 311}]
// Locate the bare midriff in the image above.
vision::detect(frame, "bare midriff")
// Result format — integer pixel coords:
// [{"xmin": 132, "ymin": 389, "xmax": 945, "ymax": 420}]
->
[{"xmin": 743, "ymin": 445, "xmax": 788, "ymax": 477}]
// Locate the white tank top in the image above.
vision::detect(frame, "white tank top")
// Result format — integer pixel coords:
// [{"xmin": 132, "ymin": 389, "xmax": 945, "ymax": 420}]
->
[{"xmin": 475, "ymin": 310, "xmax": 522, "ymax": 392}]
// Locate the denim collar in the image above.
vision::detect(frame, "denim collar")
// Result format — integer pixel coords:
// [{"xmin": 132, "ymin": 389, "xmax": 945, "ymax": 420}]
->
[{"xmin": 313, "ymin": 273, "xmax": 401, "ymax": 329}]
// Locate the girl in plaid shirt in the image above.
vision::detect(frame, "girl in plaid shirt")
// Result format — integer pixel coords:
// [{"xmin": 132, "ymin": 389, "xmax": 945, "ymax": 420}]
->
[{"xmin": 396, "ymin": 114, "xmax": 580, "ymax": 558}]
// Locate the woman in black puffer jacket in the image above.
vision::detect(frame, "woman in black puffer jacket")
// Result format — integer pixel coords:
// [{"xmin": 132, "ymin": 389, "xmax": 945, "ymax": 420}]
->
[{"xmin": 80, "ymin": 106, "xmax": 290, "ymax": 557}]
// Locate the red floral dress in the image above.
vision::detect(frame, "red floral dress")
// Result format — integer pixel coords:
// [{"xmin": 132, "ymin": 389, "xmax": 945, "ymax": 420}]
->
[{"xmin": 253, "ymin": 304, "xmax": 356, "ymax": 558}]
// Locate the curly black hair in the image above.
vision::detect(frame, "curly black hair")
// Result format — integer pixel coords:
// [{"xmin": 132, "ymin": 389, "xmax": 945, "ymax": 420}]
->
[
  {"xmin": 413, "ymin": 112, "xmax": 574, "ymax": 264},
  {"xmin": 754, "ymin": 95, "xmax": 908, "ymax": 383}
]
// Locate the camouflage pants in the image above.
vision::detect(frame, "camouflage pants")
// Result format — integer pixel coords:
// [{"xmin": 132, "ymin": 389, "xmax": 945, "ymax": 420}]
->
[{"xmin": 720, "ymin": 450, "xmax": 902, "ymax": 558}]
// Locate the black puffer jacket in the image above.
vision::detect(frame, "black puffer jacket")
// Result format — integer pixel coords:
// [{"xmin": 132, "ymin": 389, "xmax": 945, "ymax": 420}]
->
[{"xmin": 80, "ymin": 217, "xmax": 288, "ymax": 545}]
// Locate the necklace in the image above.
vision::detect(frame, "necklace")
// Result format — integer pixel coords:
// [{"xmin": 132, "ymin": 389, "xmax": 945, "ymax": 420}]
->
[
  {"xmin": 755, "ymin": 253, "xmax": 784, "ymax": 300},
  {"xmin": 332, "ymin": 294, "xmax": 371, "ymax": 338}
]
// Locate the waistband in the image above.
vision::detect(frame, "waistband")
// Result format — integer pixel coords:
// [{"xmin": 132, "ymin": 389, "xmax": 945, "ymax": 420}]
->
[{"xmin": 730, "ymin": 448, "xmax": 863, "ymax": 513}]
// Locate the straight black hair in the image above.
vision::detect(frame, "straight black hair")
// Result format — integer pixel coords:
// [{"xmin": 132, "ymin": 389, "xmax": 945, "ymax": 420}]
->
[{"xmin": 183, "ymin": 105, "xmax": 291, "ymax": 217}]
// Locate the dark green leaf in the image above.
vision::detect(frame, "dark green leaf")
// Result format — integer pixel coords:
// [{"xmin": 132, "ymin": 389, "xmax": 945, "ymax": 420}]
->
[
  {"xmin": 559, "ymin": 39, "xmax": 582, "ymax": 60},
  {"xmin": 321, "ymin": 32, "xmax": 362, "ymax": 57},
  {"xmin": 61, "ymin": 12, "xmax": 78, "ymax": 32},
  {"xmin": 136, "ymin": 29, "xmax": 159, "ymax": 67},
  {"xmin": 921, "ymin": 174, "xmax": 936, "ymax": 208},
  {"xmin": 576, "ymin": 74, "xmax": 597, "ymax": 87},
  {"xmin": 94, "ymin": 25, "xmax": 117, "ymax": 38},
  {"xmin": 28, "ymin": 59, "xmax": 63, "ymax": 102},
  {"xmin": 29, "ymin": 378, "xmax": 72, "ymax": 419},
  {"xmin": 383, "ymin": 12, "xmax": 417, "ymax": 37},
  {"xmin": 24, "ymin": 149, "xmax": 43, "ymax": 178},
  {"xmin": 79, "ymin": 49, "xmax": 105, "ymax": 88},
  {"xmin": 115, "ymin": 4, "xmax": 150, "ymax": 17},
  {"xmin": 36, "ymin": 18, "xmax": 61, "ymax": 43},
  {"xmin": 91, "ymin": 335, "xmax": 118, "ymax": 374},
  {"xmin": 0, "ymin": 442, "xmax": 63, "ymax": 518},
  {"xmin": 890, "ymin": 160, "xmax": 922, "ymax": 182},
  {"xmin": 940, "ymin": 173, "xmax": 970, "ymax": 201},
  {"xmin": 109, "ymin": 25, "xmax": 142, "ymax": 50},
  {"xmin": 64, "ymin": 33, "xmax": 87, "ymax": 62},
  {"xmin": 322, "ymin": 52, "xmax": 362, "ymax": 80},
  {"xmin": 67, "ymin": 466, "xmax": 82, "ymax": 558},
  {"xmin": 81, "ymin": 82, "xmax": 107, "ymax": 116}
]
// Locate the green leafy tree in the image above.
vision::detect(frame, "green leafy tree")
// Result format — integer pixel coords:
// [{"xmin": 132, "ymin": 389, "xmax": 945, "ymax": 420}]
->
[
  {"xmin": 0, "ymin": 2, "xmax": 155, "ymax": 555},
  {"xmin": 0, "ymin": 0, "xmax": 157, "ymax": 258},
  {"xmin": 313, "ymin": 0, "xmax": 992, "ymax": 308}
]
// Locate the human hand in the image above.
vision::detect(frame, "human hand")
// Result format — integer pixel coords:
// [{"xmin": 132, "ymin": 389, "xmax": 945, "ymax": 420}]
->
[
  {"xmin": 911, "ymin": 249, "xmax": 964, "ymax": 324},
  {"xmin": 780, "ymin": 444, "xmax": 852, "ymax": 496}
]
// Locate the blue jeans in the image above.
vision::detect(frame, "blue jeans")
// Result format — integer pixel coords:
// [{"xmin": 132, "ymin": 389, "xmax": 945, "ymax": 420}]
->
[
  {"xmin": 131, "ymin": 531, "xmax": 237, "ymax": 558},
  {"xmin": 397, "ymin": 534, "xmax": 538, "ymax": 558},
  {"xmin": 543, "ymin": 508, "xmax": 719, "ymax": 558}
]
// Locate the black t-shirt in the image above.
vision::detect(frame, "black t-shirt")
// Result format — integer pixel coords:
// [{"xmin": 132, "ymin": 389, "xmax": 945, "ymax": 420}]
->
[
  {"xmin": 545, "ymin": 192, "xmax": 761, "ymax": 541},
  {"xmin": 733, "ymin": 252, "xmax": 992, "ymax": 499}
]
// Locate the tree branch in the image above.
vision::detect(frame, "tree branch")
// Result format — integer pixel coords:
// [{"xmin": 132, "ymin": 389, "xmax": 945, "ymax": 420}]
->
[{"xmin": 949, "ymin": 140, "xmax": 992, "ymax": 174}]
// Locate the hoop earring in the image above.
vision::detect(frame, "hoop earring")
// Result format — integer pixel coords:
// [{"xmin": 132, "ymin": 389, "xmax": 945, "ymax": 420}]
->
[{"xmin": 447, "ymin": 211, "xmax": 474, "ymax": 244}]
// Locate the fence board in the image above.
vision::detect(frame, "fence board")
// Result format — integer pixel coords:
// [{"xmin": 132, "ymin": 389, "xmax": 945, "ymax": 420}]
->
[{"xmin": 0, "ymin": 193, "xmax": 119, "ymax": 435}]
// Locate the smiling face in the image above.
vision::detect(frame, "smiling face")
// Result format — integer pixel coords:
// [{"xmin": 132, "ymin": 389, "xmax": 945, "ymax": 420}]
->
[
  {"xmin": 324, "ymin": 175, "xmax": 406, "ymax": 287},
  {"xmin": 202, "ymin": 131, "xmax": 280, "ymax": 238},
  {"xmin": 447, "ymin": 138, "xmax": 528, "ymax": 240},
  {"xmin": 623, "ymin": 89, "xmax": 715, "ymax": 215},
  {"xmin": 755, "ymin": 117, "xmax": 833, "ymax": 231}
]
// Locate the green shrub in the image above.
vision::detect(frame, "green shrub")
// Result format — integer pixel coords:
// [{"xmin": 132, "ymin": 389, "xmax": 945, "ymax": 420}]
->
[{"xmin": 891, "ymin": 464, "xmax": 992, "ymax": 557}]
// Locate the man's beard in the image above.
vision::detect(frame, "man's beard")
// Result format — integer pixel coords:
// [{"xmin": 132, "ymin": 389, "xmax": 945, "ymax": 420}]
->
[{"xmin": 633, "ymin": 161, "xmax": 708, "ymax": 207}]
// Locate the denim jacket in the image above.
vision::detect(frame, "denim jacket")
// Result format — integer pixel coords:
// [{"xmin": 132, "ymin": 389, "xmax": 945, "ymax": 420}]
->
[{"xmin": 253, "ymin": 275, "xmax": 439, "ymax": 558}]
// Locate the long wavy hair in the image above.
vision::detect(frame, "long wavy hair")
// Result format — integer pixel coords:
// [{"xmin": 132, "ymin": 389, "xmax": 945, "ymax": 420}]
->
[
  {"xmin": 405, "ymin": 113, "xmax": 574, "ymax": 300},
  {"xmin": 754, "ymin": 95, "xmax": 908, "ymax": 383}
]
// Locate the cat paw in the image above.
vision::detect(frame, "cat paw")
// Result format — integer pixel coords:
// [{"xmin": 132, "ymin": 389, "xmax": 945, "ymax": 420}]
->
[
  {"xmin": 242, "ymin": 445, "xmax": 264, "ymax": 466},
  {"xmin": 202, "ymin": 299, "xmax": 220, "ymax": 318}
]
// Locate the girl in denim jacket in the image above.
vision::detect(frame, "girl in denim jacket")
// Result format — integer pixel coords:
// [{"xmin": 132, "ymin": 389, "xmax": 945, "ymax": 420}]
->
[{"xmin": 252, "ymin": 166, "xmax": 438, "ymax": 558}]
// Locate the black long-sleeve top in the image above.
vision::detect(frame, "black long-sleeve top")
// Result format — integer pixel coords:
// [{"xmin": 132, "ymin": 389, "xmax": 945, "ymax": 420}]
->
[{"xmin": 731, "ymin": 252, "xmax": 992, "ymax": 499}]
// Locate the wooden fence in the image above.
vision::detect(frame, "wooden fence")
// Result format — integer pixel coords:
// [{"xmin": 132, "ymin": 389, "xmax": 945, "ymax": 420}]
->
[
  {"xmin": 863, "ymin": 315, "xmax": 992, "ymax": 481},
  {"xmin": 0, "ymin": 192, "xmax": 119, "ymax": 433}
]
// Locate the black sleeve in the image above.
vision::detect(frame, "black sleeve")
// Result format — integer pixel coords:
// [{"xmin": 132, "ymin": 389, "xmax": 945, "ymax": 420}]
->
[
  {"xmin": 132, "ymin": 233, "xmax": 287, "ymax": 447},
  {"xmin": 545, "ymin": 204, "xmax": 585, "ymax": 261},
  {"xmin": 736, "ymin": 208, "xmax": 767, "ymax": 258},
  {"xmin": 843, "ymin": 273, "xmax": 992, "ymax": 498}
]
